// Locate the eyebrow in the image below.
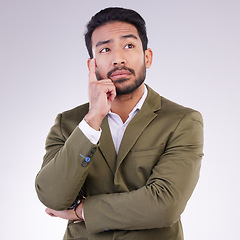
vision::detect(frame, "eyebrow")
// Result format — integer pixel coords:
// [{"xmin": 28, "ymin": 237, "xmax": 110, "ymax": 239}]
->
[
  {"xmin": 95, "ymin": 39, "xmax": 112, "ymax": 48},
  {"xmin": 95, "ymin": 34, "xmax": 138, "ymax": 48},
  {"xmin": 121, "ymin": 34, "xmax": 138, "ymax": 40}
]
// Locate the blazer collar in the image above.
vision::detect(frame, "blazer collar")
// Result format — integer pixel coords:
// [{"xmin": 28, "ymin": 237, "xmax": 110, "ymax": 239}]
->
[{"xmin": 116, "ymin": 85, "xmax": 161, "ymax": 170}]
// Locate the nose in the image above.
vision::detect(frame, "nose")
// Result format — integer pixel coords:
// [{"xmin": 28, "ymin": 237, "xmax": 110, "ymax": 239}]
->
[{"xmin": 112, "ymin": 49, "xmax": 126, "ymax": 66}]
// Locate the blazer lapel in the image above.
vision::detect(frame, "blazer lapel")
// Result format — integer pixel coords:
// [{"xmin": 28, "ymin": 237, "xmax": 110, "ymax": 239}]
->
[
  {"xmin": 116, "ymin": 86, "xmax": 162, "ymax": 172},
  {"xmin": 99, "ymin": 116, "xmax": 116, "ymax": 174}
]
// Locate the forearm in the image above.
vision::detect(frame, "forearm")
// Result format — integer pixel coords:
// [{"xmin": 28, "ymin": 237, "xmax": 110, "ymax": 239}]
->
[
  {"xmin": 35, "ymin": 125, "xmax": 97, "ymax": 210},
  {"xmin": 84, "ymin": 156, "xmax": 201, "ymax": 233},
  {"xmin": 84, "ymin": 186, "xmax": 178, "ymax": 233}
]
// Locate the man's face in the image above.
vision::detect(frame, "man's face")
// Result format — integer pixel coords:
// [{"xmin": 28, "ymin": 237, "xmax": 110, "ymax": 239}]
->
[{"xmin": 90, "ymin": 21, "xmax": 152, "ymax": 95}]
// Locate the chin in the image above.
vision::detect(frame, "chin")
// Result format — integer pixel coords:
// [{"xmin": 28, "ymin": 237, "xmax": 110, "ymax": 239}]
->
[{"xmin": 116, "ymin": 81, "xmax": 144, "ymax": 96}]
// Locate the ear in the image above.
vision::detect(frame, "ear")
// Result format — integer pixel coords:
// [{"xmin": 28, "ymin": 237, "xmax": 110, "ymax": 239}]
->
[{"xmin": 144, "ymin": 48, "xmax": 153, "ymax": 69}]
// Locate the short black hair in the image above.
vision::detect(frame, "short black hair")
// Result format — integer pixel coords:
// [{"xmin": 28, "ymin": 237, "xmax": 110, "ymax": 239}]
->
[{"xmin": 85, "ymin": 7, "xmax": 148, "ymax": 58}]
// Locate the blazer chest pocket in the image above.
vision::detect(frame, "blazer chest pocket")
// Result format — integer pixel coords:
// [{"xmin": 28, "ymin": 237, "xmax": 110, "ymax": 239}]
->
[
  {"xmin": 131, "ymin": 147, "xmax": 164, "ymax": 158},
  {"xmin": 128, "ymin": 146, "xmax": 165, "ymax": 184}
]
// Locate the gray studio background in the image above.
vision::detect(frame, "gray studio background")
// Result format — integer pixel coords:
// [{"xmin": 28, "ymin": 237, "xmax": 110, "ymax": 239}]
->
[{"xmin": 1, "ymin": 0, "xmax": 239, "ymax": 239}]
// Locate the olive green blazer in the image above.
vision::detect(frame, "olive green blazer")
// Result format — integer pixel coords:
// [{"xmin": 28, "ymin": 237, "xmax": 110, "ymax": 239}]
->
[{"xmin": 35, "ymin": 85, "xmax": 204, "ymax": 240}]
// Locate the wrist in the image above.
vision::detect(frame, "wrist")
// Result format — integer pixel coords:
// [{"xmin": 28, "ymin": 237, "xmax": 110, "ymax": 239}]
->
[
  {"xmin": 74, "ymin": 209, "xmax": 82, "ymax": 219},
  {"xmin": 74, "ymin": 204, "xmax": 83, "ymax": 220},
  {"xmin": 84, "ymin": 112, "xmax": 104, "ymax": 131}
]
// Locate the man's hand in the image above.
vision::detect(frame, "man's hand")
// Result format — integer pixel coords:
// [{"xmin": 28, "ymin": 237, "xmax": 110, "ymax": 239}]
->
[
  {"xmin": 84, "ymin": 58, "xmax": 116, "ymax": 130},
  {"xmin": 45, "ymin": 199, "xmax": 85, "ymax": 222}
]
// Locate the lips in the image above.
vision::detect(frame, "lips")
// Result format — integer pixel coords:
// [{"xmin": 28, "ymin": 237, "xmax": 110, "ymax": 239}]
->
[{"xmin": 110, "ymin": 70, "xmax": 131, "ymax": 80}]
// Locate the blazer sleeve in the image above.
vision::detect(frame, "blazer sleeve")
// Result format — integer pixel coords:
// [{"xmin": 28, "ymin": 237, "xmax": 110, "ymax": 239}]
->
[
  {"xmin": 35, "ymin": 113, "xmax": 98, "ymax": 210},
  {"xmin": 83, "ymin": 110, "xmax": 204, "ymax": 233}
]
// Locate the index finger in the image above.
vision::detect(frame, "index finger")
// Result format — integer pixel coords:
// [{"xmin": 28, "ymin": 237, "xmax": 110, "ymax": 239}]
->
[{"xmin": 88, "ymin": 58, "xmax": 98, "ymax": 82}]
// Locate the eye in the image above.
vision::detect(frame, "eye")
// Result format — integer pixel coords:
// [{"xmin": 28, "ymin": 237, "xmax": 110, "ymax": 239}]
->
[
  {"xmin": 100, "ymin": 48, "xmax": 110, "ymax": 53},
  {"xmin": 125, "ymin": 44, "xmax": 134, "ymax": 49}
]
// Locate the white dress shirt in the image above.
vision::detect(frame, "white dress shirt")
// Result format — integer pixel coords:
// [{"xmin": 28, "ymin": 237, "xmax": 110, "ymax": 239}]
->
[{"xmin": 107, "ymin": 85, "xmax": 148, "ymax": 154}]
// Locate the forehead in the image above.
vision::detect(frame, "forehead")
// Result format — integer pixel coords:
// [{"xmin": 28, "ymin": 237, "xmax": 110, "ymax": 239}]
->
[{"xmin": 91, "ymin": 22, "xmax": 140, "ymax": 46}]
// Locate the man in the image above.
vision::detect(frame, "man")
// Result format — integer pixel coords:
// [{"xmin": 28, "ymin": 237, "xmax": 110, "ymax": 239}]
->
[{"xmin": 35, "ymin": 7, "xmax": 204, "ymax": 240}]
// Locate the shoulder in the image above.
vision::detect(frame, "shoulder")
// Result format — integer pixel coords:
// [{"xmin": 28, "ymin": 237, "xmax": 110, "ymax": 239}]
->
[
  {"xmin": 146, "ymin": 85, "xmax": 203, "ymax": 124},
  {"xmin": 57, "ymin": 103, "xmax": 89, "ymax": 137},
  {"xmin": 61, "ymin": 103, "xmax": 89, "ymax": 121},
  {"xmin": 161, "ymin": 96, "xmax": 203, "ymax": 124}
]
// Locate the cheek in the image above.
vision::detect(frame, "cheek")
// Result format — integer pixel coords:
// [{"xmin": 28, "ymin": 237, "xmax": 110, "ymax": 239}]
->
[
  {"xmin": 134, "ymin": 56, "xmax": 146, "ymax": 71},
  {"xmin": 95, "ymin": 63, "xmax": 109, "ymax": 79},
  {"xmin": 131, "ymin": 51, "xmax": 145, "ymax": 65}
]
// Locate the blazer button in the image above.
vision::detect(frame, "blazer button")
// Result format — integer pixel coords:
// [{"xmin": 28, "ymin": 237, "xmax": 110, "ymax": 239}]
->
[
  {"xmin": 91, "ymin": 147, "xmax": 97, "ymax": 154},
  {"xmin": 88, "ymin": 147, "xmax": 97, "ymax": 158},
  {"xmin": 88, "ymin": 152, "xmax": 94, "ymax": 158},
  {"xmin": 81, "ymin": 161, "xmax": 88, "ymax": 167}
]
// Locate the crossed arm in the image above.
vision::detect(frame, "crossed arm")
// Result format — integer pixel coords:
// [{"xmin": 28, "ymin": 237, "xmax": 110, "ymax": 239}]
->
[{"xmin": 36, "ymin": 110, "xmax": 203, "ymax": 232}]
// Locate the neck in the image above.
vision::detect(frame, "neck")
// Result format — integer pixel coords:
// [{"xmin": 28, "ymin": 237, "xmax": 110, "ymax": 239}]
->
[{"xmin": 110, "ymin": 84, "xmax": 145, "ymax": 123}]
